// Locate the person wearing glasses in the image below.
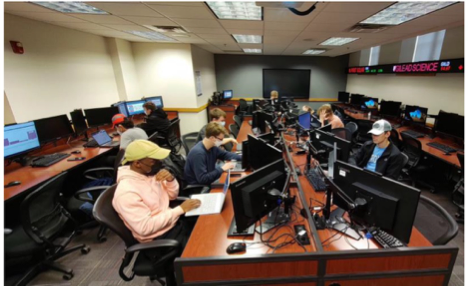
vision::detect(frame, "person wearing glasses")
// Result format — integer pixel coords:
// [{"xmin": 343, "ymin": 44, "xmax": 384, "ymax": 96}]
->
[{"xmin": 184, "ymin": 122, "xmax": 241, "ymax": 186}]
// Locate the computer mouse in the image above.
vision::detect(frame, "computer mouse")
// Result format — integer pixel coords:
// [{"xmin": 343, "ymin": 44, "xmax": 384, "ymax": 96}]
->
[
  {"xmin": 5, "ymin": 181, "xmax": 21, "ymax": 187},
  {"xmin": 226, "ymin": 242, "xmax": 246, "ymax": 254},
  {"xmin": 71, "ymin": 150, "xmax": 81, "ymax": 154}
]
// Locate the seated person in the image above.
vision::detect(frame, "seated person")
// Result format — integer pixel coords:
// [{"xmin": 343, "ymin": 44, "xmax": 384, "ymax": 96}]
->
[
  {"xmin": 349, "ymin": 120, "xmax": 405, "ymax": 180},
  {"xmin": 185, "ymin": 122, "xmax": 242, "ymax": 186},
  {"xmin": 270, "ymin": 90, "xmax": 279, "ymax": 100},
  {"xmin": 112, "ymin": 114, "xmax": 148, "ymax": 149},
  {"xmin": 196, "ymin": 108, "xmax": 237, "ymax": 147},
  {"xmin": 138, "ymin": 102, "xmax": 171, "ymax": 136},
  {"xmin": 113, "ymin": 140, "xmax": 201, "ymax": 245},
  {"xmin": 317, "ymin": 104, "xmax": 344, "ymax": 129},
  {"xmin": 302, "ymin": 105, "xmax": 322, "ymax": 129}
]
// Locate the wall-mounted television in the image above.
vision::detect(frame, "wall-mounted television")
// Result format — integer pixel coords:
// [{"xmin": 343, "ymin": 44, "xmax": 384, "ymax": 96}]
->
[{"xmin": 263, "ymin": 69, "xmax": 311, "ymax": 99}]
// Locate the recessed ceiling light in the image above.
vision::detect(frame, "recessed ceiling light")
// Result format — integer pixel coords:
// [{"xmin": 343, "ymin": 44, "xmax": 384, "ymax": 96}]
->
[
  {"xmin": 320, "ymin": 37, "xmax": 358, "ymax": 46},
  {"xmin": 243, "ymin": 49, "xmax": 262, "ymax": 53},
  {"xmin": 232, "ymin": 34, "xmax": 262, "ymax": 44},
  {"xmin": 303, "ymin": 49, "xmax": 326, "ymax": 55},
  {"xmin": 33, "ymin": 2, "xmax": 108, "ymax": 14},
  {"xmin": 206, "ymin": 1, "xmax": 262, "ymax": 20},
  {"xmin": 360, "ymin": 2, "xmax": 456, "ymax": 25},
  {"xmin": 125, "ymin": 31, "xmax": 177, "ymax": 42}
]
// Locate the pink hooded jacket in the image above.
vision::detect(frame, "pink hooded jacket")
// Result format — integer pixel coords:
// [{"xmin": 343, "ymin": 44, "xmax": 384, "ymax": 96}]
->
[{"xmin": 112, "ymin": 166, "xmax": 184, "ymax": 243}]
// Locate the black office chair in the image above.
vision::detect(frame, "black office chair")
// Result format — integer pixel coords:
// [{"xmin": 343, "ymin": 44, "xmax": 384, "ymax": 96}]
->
[
  {"xmin": 229, "ymin": 124, "xmax": 239, "ymax": 138},
  {"xmin": 345, "ymin": 121, "xmax": 358, "ymax": 139},
  {"xmin": 93, "ymin": 185, "xmax": 183, "ymax": 286},
  {"xmin": 390, "ymin": 128, "xmax": 403, "ymax": 151},
  {"xmin": 233, "ymin": 115, "xmax": 242, "ymax": 128},
  {"xmin": 331, "ymin": 128, "xmax": 351, "ymax": 141},
  {"xmin": 181, "ymin": 132, "xmax": 199, "ymax": 155},
  {"xmin": 149, "ymin": 119, "xmax": 182, "ymax": 154},
  {"xmin": 354, "ymin": 119, "xmax": 373, "ymax": 145},
  {"xmin": 452, "ymin": 153, "xmax": 464, "ymax": 223},
  {"xmin": 414, "ymin": 195, "xmax": 459, "ymax": 245},
  {"xmin": 5, "ymin": 172, "xmax": 90, "ymax": 285},
  {"xmin": 238, "ymin": 99, "xmax": 250, "ymax": 116}
]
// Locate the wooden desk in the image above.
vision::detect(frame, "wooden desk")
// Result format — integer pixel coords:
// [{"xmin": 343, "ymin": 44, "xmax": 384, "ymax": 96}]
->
[{"xmin": 175, "ymin": 123, "xmax": 458, "ymax": 286}]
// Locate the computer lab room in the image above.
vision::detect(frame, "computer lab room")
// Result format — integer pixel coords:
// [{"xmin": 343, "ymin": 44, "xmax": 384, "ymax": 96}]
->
[{"xmin": 3, "ymin": 1, "xmax": 465, "ymax": 286}]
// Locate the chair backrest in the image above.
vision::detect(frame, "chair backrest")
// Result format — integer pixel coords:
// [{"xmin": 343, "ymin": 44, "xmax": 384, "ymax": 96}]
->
[
  {"xmin": 113, "ymin": 149, "xmax": 127, "ymax": 182},
  {"xmin": 163, "ymin": 119, "xmax": 182, "ymax": 153},
  {"xmin": 390, "ymin": 128, "xmax": 403, "ymax": 150},
  {"xmin": 414, "ymin": 195, "xmax": 459, "ymax": 245},
  {"xmin": 148, "ymin": 131, "xmax": 160, "ymax": 144},
  {"xmin": 400, "ymin": 152, "xmax": 409, "ymax": 167},
  {"xmin": 331, "ymin": 128, "xmax": 351, "ymax": 141},
  {"xmin": 233, "ymin": 115, "xmax": 242, "ymax": 128},
  {"xmin": 457, "ymin": 153, "xmax": 464, "ymax": 172},
  {"xmin": 239, "ymin": 99, "xmax": 248, "ymax": 111},
  {"xmin": 229, "ymin": 124, "xmax": 239, "ymax": 138},
  {"xmin": 93, "ymin": 185, "xmax": 138, "ymax": 247},
  {"xmin": 355, "ymin": 119, "xmax": 373, "ymax": 142},
  {"xmin": 345, "ymin": 121, "xmax": 358, "ymax": 138},
  {"xmin": 20, "ymin": 172, "xmax": 70, "ymax": 244},
  {"xmin": 181, "ymin": 132, "xmax": 199, "ymax": 155},
  {"xmin": 400, "ymin": 133, "xmax": 423, "ymax": 168}
]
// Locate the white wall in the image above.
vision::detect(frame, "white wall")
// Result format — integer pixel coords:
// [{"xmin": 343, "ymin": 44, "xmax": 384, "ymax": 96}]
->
[
  {"xmin": 179, "ymin": 110, "xmax": 208, "ymax": 135},
  {"xmin": 4, "ymin": 92, "xmax": 16, "ymax": 125},
  {"xmin": 4, "ymin": 14, "xmax": 120, "ymax": 122},
  {"xmin": 191, "ymin": 45, "xmax": 217, "ymax": 108}
]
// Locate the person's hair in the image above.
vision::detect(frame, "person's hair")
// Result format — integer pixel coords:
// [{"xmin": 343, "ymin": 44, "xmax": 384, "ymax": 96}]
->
[
  {"xmin": 205, "ymin": 122, "xmax": 228, "ymax": 138},
  {"xmin": 270, "ymin": 90, "xmax": 279, "ymax": 99},
  {"xmin": 143, "ymin": 102, "xmax": 156, "ymax": 111},
  {"xmin": 317, "ymin": 104, "xmax": 333, "ymax": 116},
  {"xmin": 210, "ymin": 108, "xmax": 226, "ymax": 120},
  {"xmin": 304, "ymin": 106, "xmax": 313, "ymax": 113},
  {"xmin": 120, "ymin": 118, "xmax": 134, "ymax": 129}
]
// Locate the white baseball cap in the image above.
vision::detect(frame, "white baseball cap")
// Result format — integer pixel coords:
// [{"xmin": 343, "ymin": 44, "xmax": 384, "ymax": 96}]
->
[{"xmin": 368, "ymin": 119, "xmax": 392, "ymax": 135}]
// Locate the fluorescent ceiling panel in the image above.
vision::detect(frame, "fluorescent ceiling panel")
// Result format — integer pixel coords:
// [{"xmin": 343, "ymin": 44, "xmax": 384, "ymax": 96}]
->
[
  {"xmin": 243, "ymin": 48, "xmax": 262, "ymax": 53},
  {"xmin": 125, "ymin": 31, "xmax": 177, "ymax": 42},
  {"xmin": 33, "ymin": 2, "xmax": 108, "ymax": 14},
  {"xmin": 206, "ymin": 1, "xmax": 262, "ymax": 20},
  {"xmin": 320, "ymin": 37, "xmax": 358, "ymax": 46},
  {"xmin": 233, "ymin": 34, "xmax": 262, "ymax": 43},
  {"xmin": 303, "ymin": 49, "xmax": 326, "ymax": 55}
]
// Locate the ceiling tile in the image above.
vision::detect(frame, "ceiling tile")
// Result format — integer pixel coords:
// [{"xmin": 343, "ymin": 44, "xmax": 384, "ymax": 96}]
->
[
  {"xmin": 172, "ymin": 19, "xmax": 222, "ymax": 28},
  {"xmin": 264, "ymin": 29, "xmax": 300, "ymax": 37},
  {"xmin": 264, "ymin": 35, "xmax": 297, "ymax": 44},
  {"xmin": 148, "ymin": 5, "xmax": 214, "ymax": 19},
  {"xmin": 224, "ymin": 29, "xmax": 263, "ymax": 35},
  {"xmin": 304, "ymin": 23, "xmax": 353, "ymax": 32},
  {"xmin": 71, "ymin": 14, "xmax": 134, "ymax": 24},
  {"xmin": 311, "ymin": 12, "xmax": 371, "ymax": 24},
  {"xmin": 85, "ymin": 2, "xmax": 164, "ymax": 17},
  {"xmin": 6, "ymin": 11, "xmax": 87, "ymax": 23},
  {"xmin": 263, "ymin": 7, "xmax": 319, "ymax": 23},
  {"xmin": 186, "ymin": 27, "xmax": 228, "ymax": 34},
  {"xmin": 219, "ymin": 20, "xmax": 263, "ymax": 30},
  {"xmin": 145, "ymin": 2, "xmax": 205, "ymax": 7},
  {"xmin": 323, "ymin": 2, "xmax": 391, "ymax": 13},
  {"xmin": 205, "ymin": 38, "xmax": 237, "ymax": 45},
  {"xmin": 195, "ymin": 44, "xmax": 224, "ymax": 53},
  {"xmin": 102, "ymin": 24, "xmax": 152, "ymax": 32},
  {"xmin": 51, "ymin": 22, "xmax": 108, "ymax": 30},
  {"xmin": 196, "ymin": 34, "xmax": 233, "ymax": 40},
  {"xmin": 265, "ymin": 21, "xmax": 308, "ymax": 31},
  {"xmin": 4, "ymin": 2, "xmax": 53, "ymax": 12},
  {"xmin": 429, "ymin": 3, "xmax": 464, "ymax": 16},
  {"xmin": 238, "ymin": 43, "xmax": 263, "ymax": 49},
  {"xmin": 120, "ymin": 16, "xmax": 178, "ymax": 26}
]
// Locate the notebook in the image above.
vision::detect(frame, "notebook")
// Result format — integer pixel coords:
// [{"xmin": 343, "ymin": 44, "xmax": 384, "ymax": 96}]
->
[
  {"xmin": 185, "ymin": 170, "xmax": 231, "ymax": 216},
  {"xmin": 91, "ymin": 130, "xmax": 120, "ymax": 148}
]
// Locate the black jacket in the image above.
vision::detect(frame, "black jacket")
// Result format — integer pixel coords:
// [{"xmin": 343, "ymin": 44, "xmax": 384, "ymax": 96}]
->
[
  {"xmin": 138, "ymin": 109, "xmax": 171, "ymax": 136},
  {"xmin": 348, "ymin": 141, "xmax": 405, "ymax": 180}
]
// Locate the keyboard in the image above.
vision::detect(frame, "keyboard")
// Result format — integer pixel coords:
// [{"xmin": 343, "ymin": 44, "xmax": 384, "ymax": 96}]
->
[
  {"xmin": 31, "ymin": 153, "xmax": 71, "ymax": 167},
  {"xmin": 401, "ymin": 130, "xmax": 425, "ymax": 138},
  {"xmin": 370, "ymin": 228, "xmax": 405, "ymax": 248},
  {"xmin": 83, "ymin": 139, "xmax": 98, "ymax": 148},
  {"xmin": 427, "ymin": 142, "xmax": 457, "ymax": 153},
  {"xmin": 305, "ymin": 168, "xmax": 327, "ymax": 192}
]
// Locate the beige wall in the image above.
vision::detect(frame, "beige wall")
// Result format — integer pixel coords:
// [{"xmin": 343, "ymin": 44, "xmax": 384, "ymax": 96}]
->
[
  {"xmin": 4, "ymin": 92, "xmax": 16, "ymax": 125},
  {"xmin": 191, "ymin": 45, "xmax": 217, "ymax": 108}
]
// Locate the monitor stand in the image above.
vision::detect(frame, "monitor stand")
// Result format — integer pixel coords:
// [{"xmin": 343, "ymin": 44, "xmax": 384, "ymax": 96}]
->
[
  {"xmin": 314, "ymin": 207, "xmax": 361, "ymax": 240},
  {"xmin": 255, "ymin": 207, "xmax": 290, "ymax": 234},
  {"xmin": 227, "ymin": 218, "xmax": 255, "ymax": 237}
]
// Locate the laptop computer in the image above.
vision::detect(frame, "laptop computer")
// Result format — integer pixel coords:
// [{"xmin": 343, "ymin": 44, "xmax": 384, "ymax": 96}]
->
[
  {"xmin": 91, "ymin": 130, "xmax": 120, "ymax": 148},
  {"xmin": 185, "ymin": 170, "xmax": 231, "ymax": 216}
]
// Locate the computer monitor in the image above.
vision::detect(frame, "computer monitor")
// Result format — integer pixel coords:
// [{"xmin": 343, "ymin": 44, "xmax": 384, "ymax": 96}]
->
[
  {"xmin": 338, "ymin": 91, "xmax": 350, "ymax": 103},
  {"xmin": 70, "ymin": 109, "xmax": 88, "ymax": 136},
  {"xmin": 350, "ymin": 94, "xmax": 364, "ymax": 105},
  {"xmin": 298, "ymin": 112, "xmax": 311, "ymax": 130},
  {"xmin": 84, "ymin": 106, "xmax": 120, "ymax": 128},
  {"xmin": 252, "ymin": 111, "xmax": 273, "ymax": 134},
  {"xmin": 231, "ymin": 159, "xmax": 288, "ymax": 233},
  {"xmin": 333, "ymin": 160, "xmax": 421, "ymax": 243},
  {"xmin": 223, "ymin": 90, "xmax": 233, "ymax": 100},
  {"xmin": 145, "ymin": 96, "xmax": 164, "ymax": 109},
  {"xmin": 4, "ymin": 122, "xmax": 41, "ymax": 159},
  {"xmin": 309, "ymin": 128, "xmax": 351, "ymax": 162},
  {"xmin": 435, "ymin": 110, "xmax": 464, "ymax": 140},
  {"xmin": 404, "ymin": 105, "xmax": 428, "ymax": 126},
  {"xmin": 112, "ymin": 102, "xmax": 129, "ymax": 117},
  {"xmin": 125, "ymin": 100, "xmax": 146, "ymax": 116},
  {"xmin": 34, "ymin": 115, "xmax": 74, "ymax": 144},
  {"xmin": 360, "ymin": 97, "xmax": 379, "ymax": 110},
  {"xmin": 247, "ymin": 134, "xmax": 283, "ymax": 170},
  {"xmin": 379, "ymin": 100, "xmax": 402, "ymax": 118}
]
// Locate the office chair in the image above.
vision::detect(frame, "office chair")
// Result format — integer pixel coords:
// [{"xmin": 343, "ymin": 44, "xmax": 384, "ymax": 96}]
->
[
  {"xmin": 149, "ymin": 119, "xmax": 182, "ymax": 154},
  {"xmin": 331, "ymin": 128, "xmax": 351, "ymax": 141},
  {"xmin": 452, "ymin": 153, "xmax": 464, "ymax": 223},
  {"xmin": 229, "ymin": 124, "xmax": 239, "ymax": 138},
  {"xmin": 238, "ymin": 99, "xmax": 250, "ymax": 116},
  {"xmin": 181, "ymin": 132, "xmax": 199, "ymax": 155},
  {"xmin": 390, "ymin": 128, "xmax": 403, "ymax": 150},
  {"xmin": 233, "ymin": 115, "xmax": 242, "ymax": 128},
  {"xmin": 93, "ymin": 185, "xmax": 183, "ymax": 286},
  {"xmin": 414, "ymin": 195, "xmax": 459, "ymax": 245},
  {"xmin": 5, "ymin": 172, "xmax": 90, "ymax": 285},
  {"xmin": 354, "ymin": 119, "xmax": 373, "ymax": 145},
  {"xmin": 345, "ymin": 121, "xmax": 358, "ymax": 139}
]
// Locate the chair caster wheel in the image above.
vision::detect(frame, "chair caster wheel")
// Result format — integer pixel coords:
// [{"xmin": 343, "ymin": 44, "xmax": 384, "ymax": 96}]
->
[
  {"xmin": 63, "ymin": 272, "xmax": 74, "ymax": 280},
  {"xmin": 98, "ymin": 236, "xmax": 107, "ymax": 243},
  {"xmin": 81, "ymin": 247, "xmax": 90, "ymax": 254}
]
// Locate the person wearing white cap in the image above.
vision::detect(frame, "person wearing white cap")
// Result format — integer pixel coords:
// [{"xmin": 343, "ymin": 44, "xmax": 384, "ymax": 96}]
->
[
  {"xmin": 113, "ymin": 140, "xmax": 201, "ymax": 246},
  {"xmin": 349, "ymin": 119, "xmax": 405, "ymax": 180}
]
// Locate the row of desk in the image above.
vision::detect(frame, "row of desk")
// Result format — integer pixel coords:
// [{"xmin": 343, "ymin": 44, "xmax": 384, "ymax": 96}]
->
[{"xmin": 175, "ymin": 118, "xmax": 458, "ymax": 286}]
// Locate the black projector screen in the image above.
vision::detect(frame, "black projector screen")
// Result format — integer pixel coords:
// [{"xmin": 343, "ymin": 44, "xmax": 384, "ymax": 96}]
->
[{"xmin": 263, "ymin": 69, "xmax": 311, "ymax": 99}]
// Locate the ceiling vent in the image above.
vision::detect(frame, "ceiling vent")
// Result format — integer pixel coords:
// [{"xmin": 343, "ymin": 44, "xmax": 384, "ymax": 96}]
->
[
  {"xmin": 223, "ymin": 50, "xmax": 244, "ymax": 53},
  {"xmin": 348, "ymin": 24, "xmax": 389, "ymax": 33},
  {"xmin": 146, "ymin": 26, "xmax": 188, "ymax": 34}
]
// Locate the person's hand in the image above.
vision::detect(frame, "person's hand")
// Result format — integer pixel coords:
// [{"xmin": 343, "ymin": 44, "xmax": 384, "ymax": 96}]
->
[
  {"xmin": 222, "ymin": 162, "xmax": 236, "ymax": 171},
  {"xmin": 223, "ymin": 138, "xmax": 238, "ymax": 145},
  {"xmin": 155, "ymin": 169, "xmax": 174, "ymax": 182},
  {"xmin": 180, "ymin": 199, "xmax": 201, "ymax": 213}
]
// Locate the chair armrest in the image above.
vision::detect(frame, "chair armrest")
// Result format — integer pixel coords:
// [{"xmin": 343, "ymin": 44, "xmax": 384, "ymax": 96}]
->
[
  {"xmin": 83, "ymin": 167, "xmax": 114, "ymax": 180},
  {"xmin": 125, "ymin": 239, "xmax": 180, "ymax": 253},
  {"xmin": 74, "ymin": 186, "xmax": 110, "ymax": 202}
]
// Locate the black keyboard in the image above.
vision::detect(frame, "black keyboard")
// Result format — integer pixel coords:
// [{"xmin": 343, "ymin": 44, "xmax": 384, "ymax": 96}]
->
[
  {"xmin": 31, "ymin": 153, "xmax": 71, "ymax": 167},
  {"xmin": 401, "ymin": 130, "xmax": 424, "ymax": 138},
  {"xmin": 83, "ymin": 139, "xmax": 98, "ymax": 148},
  {"xmin": 427, "ymin": 142, "xmax": 457, "ymax": 153},
  {"xmin": 305, "ymin": 168, "xmax": 327, "ymax": 192},
  {"xmin": 371, "ymin": 228, "xmax": 405, "ymax": 248}
]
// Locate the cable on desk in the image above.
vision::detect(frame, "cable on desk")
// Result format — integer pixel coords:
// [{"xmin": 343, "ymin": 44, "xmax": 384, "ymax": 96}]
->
[{"xmin": 344, "ymin": 235, "xmax": 358, "ymax": 250}]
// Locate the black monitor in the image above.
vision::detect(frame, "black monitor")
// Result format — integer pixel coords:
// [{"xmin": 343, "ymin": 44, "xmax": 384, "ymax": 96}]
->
[
  {"xmin": 360, "ymin": 97, "xmax": 379, "ymax": 110},
  {"xmin": 252, "ymin": 111, "xmax": 273, "ymax": 134},
  {"xmin": 247, "ymin": 134, "xmax": 283, "ymax": 170},
  {"xmin": 298, "ymin": 112, "xmax": 311, "ymax": 130},
  {"xmin": 111, "ymin": 102, "xmax": 129, "ymax": 117},
  {"xmin": 435, "ymin": 110, "xmax": 464, "ymax": 140},
  {"xmin": 34, "ymin": 115, "xmax": 74, "ymax": 144},
  {"xmin": 84, "ymin": 106, "xmax": 120, "ymax": 128},
  {"xmin": 145, "ymin": 96, "xmax": 164, "ymax": 109},
  {"xmin": 404, "ymin": 105, "xmax": 428, "ymax": 126},
  {"xmin": 223, "ymin": 90, "xmax": 233, "ymax": 100},
  {"xmin": 125, "ymin": 100, "xmax": 146, "ymax": 116},
  {"xmin": 231, "ymin": 159, "xmax": 288, "ymax": 233},
  {"xmin": 309, "ymin": 128, "xmax": 351, "ymax": 162},
  {"xmin": 350, "ymin": 94, "xmax": 364, "ymax": 105},
  {"xmin": 338, "ymin": 91, "xmax": 350, "ymax": 103},
  {"xmin": 379, "ymin": 100, "xmax": 402, "ymax": 118},
  {"xmin": 333, "ymin": 160, "xmax": 420, "ymax": 243},
  {"xmin": 4, "ymin": 122, "xmax": 41, "ymax": 159},
  {"xmin": 70, "ymin": 109, "xmax": 88, "ymax": 136}
]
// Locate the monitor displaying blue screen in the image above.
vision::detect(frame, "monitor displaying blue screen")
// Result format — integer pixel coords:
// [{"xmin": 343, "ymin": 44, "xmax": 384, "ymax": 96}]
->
[
  {"xmin": 112, "ymin": 102, "xmax": 128, "ymax": 117},
  {"xmin": 404, "ymin": 105, "xmax": 428, "ymax": 125},
  {"xmin": 298, "ymin": 112, "xmax": 311, "ymax": 130},
  {"xmin": 223, "ymin": 90, "xmax": 233, "ymax": 99},
  {"xmin": 361, "ymin": 97, "xmax": 379, "ymax": 109},
  {"xmin": 4, "ymin": 122, "xmax": 41, "ymax": 158},
  {"xmin": 145, "ymin": 96, "xmax": 164, "ymax": 108},
  {"xmin": 126, "ymin": 100, "xmax": 146, "ymax": 116}
]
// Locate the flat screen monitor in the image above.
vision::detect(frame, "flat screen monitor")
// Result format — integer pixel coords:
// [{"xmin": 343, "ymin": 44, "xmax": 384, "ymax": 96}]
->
[
  {"xmin": 145, "ymin": 96, "xmax": 164, "ymax": 109},
  {"xmin": 112, "ymin": 102, "xmax": 129, "ymax": 117},
  {"xmin": 70, "ymin": 109, "xmax": 88, "ymax": 136},
  {"xmin": 4, "ymin": 122, "xmax": 41, "ymax": 159},
  {"xmin": 404, "ymin": 105, "xmax": 428, "ymax": 126},
  {"xmin": 252, "ymin": 111, "xmax": 273, "ymax": 134},
  {"xmin": 350, "ymin": 94, "xmax": 364, "ymax": 105},
  {"xmin": 338, "ymin": 91, "xmax": 350, "ymax": 103},
  {"xmin": 332, "ymin": 160, "xmax": 420, "ymax": 243},
  {"xmin": 125, "ymin": 100, "xmax": 146, "ymax": 116},
  {"xmin": 360, "ymin": 97, "xmax": 379, "ymax": 110},
  {"xmin": 263, "ymin": 69, "xmax": 311, "ymax": 99},
  {"xmin": 84, "ymin": 106, "xmax": 120, "ymax": 128},
  {"xmin": 379, "ymin": 100, "xmax": 402, "ymax": 117},
  {"xmin": 34, "ymin": 115, "xmax": 74, "ymax": 144},
  {"xmin": 223, "ymin": 90, "xmax": 233, "ymax": 100},
  {"xmin": 435, "ymin": 110, "xmax": 464, "ymax": 139},
  {"xmin": 309, "ymin": 128, "xmax": 351, "ymax": 162},
  {"xmin": 247, "ymin": 134, "xmax": 283, "ymax": 170},
  {"xmin": 231, "ymin": 159, "xmax": 288, "ymax": 233},
  {"xmin": 298, "ymin": 112, "xmax": 311, "ymax": 130}
]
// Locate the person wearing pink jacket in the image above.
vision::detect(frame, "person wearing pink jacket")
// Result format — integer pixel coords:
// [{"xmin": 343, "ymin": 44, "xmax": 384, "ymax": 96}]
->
[{"xmin": 112, "ymin": 140, "xmax": 200, "ymax": 246}]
